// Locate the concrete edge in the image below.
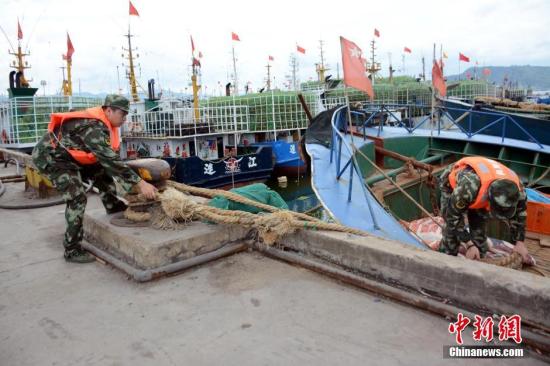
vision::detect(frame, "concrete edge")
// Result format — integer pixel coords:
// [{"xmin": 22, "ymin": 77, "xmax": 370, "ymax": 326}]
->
[
  {"xmin": 279, "ymin": 229, "xmax": 550, "ymax": 329},
  {"xmin": 83, "ymin": 210, "xmax": 249, "ymax": 269},
  {"xmin": 82, "ymin": 241, "xmax": 248, "ymax": 282}
]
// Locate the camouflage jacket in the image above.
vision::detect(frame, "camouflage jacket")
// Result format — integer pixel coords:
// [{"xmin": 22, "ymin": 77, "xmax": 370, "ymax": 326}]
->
[
  {"xmin": 439, "ymin": 165, "xmax": 527, "ymax": 244},
  {"xmin": 32, "ymin": 118, "xmax": 141, "ymax": 192}
]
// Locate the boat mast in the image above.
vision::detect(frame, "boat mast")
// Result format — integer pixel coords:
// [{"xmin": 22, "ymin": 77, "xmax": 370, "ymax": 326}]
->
[
  {"xmin": 289, "ymin": 54, "xmax": 298, "ymax": 90},
  {"xmin": 123, "ymin": 25, "xmax": 140, "ymax": 102},
  {"xmin": 367, "ymin": 39, "xmax": 381, "ymax": 86},
  {"xmin": 66, "ymin": 57, "xmax": 73, "ymax": 95},
  {"xmin": 62, "ymin": 46, "xmax": 73, "ymax": 96},
  {"xmin": 190, "ymin": 38, "xmax": 201, "ymax": 122},
  {"xmin": 316, "ymin": 40, "xmax": 328, "ymax": 83},
  {"xmin": 231, "ymin": 45, "xmax": 238, "ymax": 95},
  {"xmin": 388, "ymin": 52, "xmax": 394, "ymax": 84},
  {"xmin": 9, "ymin": 35, "xmax": 31, "ymax": 88},
  {"xmin": 265, "ymin": 61, "xmax": 272, "ymax": 91}
]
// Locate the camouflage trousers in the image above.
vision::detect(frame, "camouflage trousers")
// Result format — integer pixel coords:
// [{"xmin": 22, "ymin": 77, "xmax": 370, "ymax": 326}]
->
[
  {"xmin": 33, "ymin": 161, "xmax": 126, "ymax": 250},
  {"xmin": 439, "ymin": 188, "xmax": 489, "ymax": 257}
]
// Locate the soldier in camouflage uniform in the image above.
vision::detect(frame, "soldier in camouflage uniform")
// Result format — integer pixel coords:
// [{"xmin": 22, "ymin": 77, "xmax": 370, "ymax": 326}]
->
[
  {"xmin": 32, "ymin": 95, "xmax": 157, "ymax": 263},
  {"xmin": 438, "ymin": 158, "xmax": 529, "ymax": 262}
]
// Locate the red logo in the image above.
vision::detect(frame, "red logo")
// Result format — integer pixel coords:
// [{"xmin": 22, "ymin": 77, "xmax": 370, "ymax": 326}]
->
[
  {"xmin": 472, "ymin": 315, "xmax": 494, "ymax": 342},
  {"xmin": 449, "ymin": 314, "xmax": 522, "ymax": 345},
  {"xmin": 498, "ymin": 315, "xmax": 522, "ymax": 344},
  {"xmin": 448, "ymin": 313, "xmax": 470, "ymax": 345},
  {"xmin": 224, "ymin": 157, "xmax": 243, "ymax": 174}
]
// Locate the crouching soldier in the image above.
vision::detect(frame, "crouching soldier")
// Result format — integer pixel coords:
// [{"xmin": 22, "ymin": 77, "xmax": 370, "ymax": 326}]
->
[
  {"xmin": 32, "ymin": 95, "xmax": 157, "ymax": 263},
  {"xmin": 439, "ymin": 156, "xmax": 529, "ymax": 263}
]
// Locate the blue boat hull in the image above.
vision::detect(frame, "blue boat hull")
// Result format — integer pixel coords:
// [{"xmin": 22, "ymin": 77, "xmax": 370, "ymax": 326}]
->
[
  {"xmin": 253, "ymin": 140, "xmax": 307, "ymax": 176},
  {"xmin": 163, "ymin": 147, "xmax": 274, "ymax": 189}
]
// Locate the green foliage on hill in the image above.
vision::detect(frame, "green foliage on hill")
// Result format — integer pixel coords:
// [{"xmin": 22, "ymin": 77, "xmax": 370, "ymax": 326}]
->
[{"xmin": 447, "ymin": 65, "xmax": 550, "ymax": 90}]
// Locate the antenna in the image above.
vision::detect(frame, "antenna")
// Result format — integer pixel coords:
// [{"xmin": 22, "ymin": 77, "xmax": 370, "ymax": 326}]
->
[
  {"xmin": 316, "ymin": 40, "xmax": 329, "ymax": 83},
  {"xmin": 367, "ymin": 39, "xmax": 381, "ymax": 86},
  {"xmin": 388, "ymin": 52, "xmax": 394, "ymax": 83}
]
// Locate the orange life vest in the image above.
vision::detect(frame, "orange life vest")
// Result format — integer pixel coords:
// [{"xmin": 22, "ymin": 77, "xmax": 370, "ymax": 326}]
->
[
  {"xmin": 448, "ymin": 157, "xmax": 521, "ymax": 210},
  {"xmin": 48, "ymin": 106, "xmax": 120, "ymax": 165}
]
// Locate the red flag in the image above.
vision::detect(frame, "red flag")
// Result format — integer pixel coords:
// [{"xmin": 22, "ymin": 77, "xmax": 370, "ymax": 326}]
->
[
  {"xmin": 129, "ymin": 1, "xmax": 140, "ymax": 16},
  {"xmin": 268, "ymin": 55, "xmax": 274, "ymax": 61},
  {"xmin": 296, "ymin": 45, "xmax": 305, "ymax": 54},
  {"xmin": 404, "ymin": 46, "xmax": 412, "ymax": 53},
  {"xmin": 190, "ymin": 35, "xmax": 200, "ymax": 66},
  {"xmin": 374, "ymin": 28, "xmax": 380, "ymax": 37},
  {"xmin": 17, "ymin": 20, "xmax": 23, "ymax": 40},
  {"xmin": 340, "ymin": 36, "xmax": 374, "ymax": 99},
  {"xmin": 66, "ymin": 33, "xmax": 74, "ymax": 60},
  {"xmin": 459, "ymin": 53, "xmax": 470, "ymax": 62},
  {"xmin": 483, "ymin": 68, "xmax": 491, "ymax": 76},
  {"xmin": 231, "ymin": 32, "xmax": 240, "ymax": 41},
  {"xmin": 432, "ymin": 60, "xmax": 446, "ymax": 97}
]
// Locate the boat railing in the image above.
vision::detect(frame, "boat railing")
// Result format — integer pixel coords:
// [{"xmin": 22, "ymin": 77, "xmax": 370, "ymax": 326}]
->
[
  {"xmin": 0, "ymin": 96, "xmax": 102, "ymax": 148},
  {"xmin": 438, "ymin": 106, "xmax": 544, "ymax": 148},
  {"xmin": 199, "ymin": 91, "xmax": 321, "ymax": 133},
  {"xmin": 363, "ymin": 102, "xmax": 544, "ymax": 149},
  {"xmin": 123, "ymin": 104, "xmax": 250, "ymax": 138},
  {"xmin": 329, "ymin": 105, "xmax": 379, "ymax": 229}
]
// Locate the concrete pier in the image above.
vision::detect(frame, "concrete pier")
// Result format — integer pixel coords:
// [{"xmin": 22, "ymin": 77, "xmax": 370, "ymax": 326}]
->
[{"xmin": 84, "ymin": 209, "xmax": 248, "ymax": 270}]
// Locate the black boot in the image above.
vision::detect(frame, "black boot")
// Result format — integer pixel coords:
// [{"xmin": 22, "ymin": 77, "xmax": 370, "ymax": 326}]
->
[
  {"xmin": 64, "ymin": 247, "xmax": 95, "ymax": 263},
  {"xmin": 106, "ymin": 200, "xmax": 128, "ymax": 214}
]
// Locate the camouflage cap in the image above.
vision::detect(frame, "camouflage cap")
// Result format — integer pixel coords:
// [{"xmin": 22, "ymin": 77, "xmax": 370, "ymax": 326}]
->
[
  {"xmin": 103, "ymin": 94, "xmax": 130, "ymax": 113},
  {"xmin": 488, "ymin": 179, "xmax": 520, "ymax": 219}
]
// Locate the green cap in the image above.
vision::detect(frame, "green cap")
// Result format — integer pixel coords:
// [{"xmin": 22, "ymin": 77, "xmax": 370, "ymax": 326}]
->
[
  {"xmin": 488, "ymin": 179, "xmax": 520, "ymax": 219},
  {"xmin": 103, "ymin": 94, "xmax": 130, "ymax": 113}
]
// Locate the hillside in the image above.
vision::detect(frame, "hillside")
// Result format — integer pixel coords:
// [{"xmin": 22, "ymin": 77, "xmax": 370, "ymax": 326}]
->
[{"xmin": 447, "ymin": 65, "xmax": 550, "ymax": 91}]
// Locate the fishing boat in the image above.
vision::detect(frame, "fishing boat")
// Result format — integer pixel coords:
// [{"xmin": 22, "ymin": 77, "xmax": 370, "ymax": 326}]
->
[
  {"xmin": 252, "ymin": 140, "xmax": 306, "ymax": 176},
  {"xmin": 116, "ymin": 26, "xmax": 316, "ymax": 186},
  {"xmin": 442, "ymin": 97, "xmax": 550, "ymax": 146},
  {"xmin": 304, "ymin": 102, "xmax": 550, "ymax": 273}
]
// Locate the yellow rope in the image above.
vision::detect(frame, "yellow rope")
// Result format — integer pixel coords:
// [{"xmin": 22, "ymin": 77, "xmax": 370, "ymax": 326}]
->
[
  {"xmin": 167, "ymin": 180, "xmax": 322, "ymax": 223},
  {"xmin": 157, "ymin": 187, "xmax": 370, "ymax": 245}
]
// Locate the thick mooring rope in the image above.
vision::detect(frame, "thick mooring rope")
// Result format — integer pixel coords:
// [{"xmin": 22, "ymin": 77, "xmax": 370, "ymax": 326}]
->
[
  {"xmin": 166, "ymin": 181, "xmax": 322, "ymax": 223},
  {"xmin": 123, "ymin": 183, "xmax": 526, "ymax": 270},
  {"xmin": 154, "ymin": 187, "xmax": 369, "ymax": 245}
]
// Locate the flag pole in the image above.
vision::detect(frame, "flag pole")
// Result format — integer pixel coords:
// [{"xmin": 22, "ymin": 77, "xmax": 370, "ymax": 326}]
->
[
  {"xmin": 231, "ymin": 44, "xmax": 238, "ymax": 95},
  {"xmin": 430, "ymin": 43, "xmax": 436, "ymax": 137},
  {"xmin": 344, "ymin": 85, "xmax": 354, "ymax": 145}
]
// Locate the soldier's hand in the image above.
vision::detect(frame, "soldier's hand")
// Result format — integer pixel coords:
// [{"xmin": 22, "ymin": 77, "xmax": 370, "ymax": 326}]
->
[
  {"xmin": 137, "ymin": 179, "xmax": 158, "ymax": 200},
  {"xmin": 465, "ymin": 246, "xmax": 480, "ymax": 261},
  {"xmin": 513, "ymin": 241, "xmax": 530, "ymax": 264}
]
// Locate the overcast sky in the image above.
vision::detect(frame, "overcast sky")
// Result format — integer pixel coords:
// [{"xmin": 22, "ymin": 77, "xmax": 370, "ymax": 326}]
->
[{"xmin": 1, "ymin": 0, "xmax": 549, "ymax": 96}]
